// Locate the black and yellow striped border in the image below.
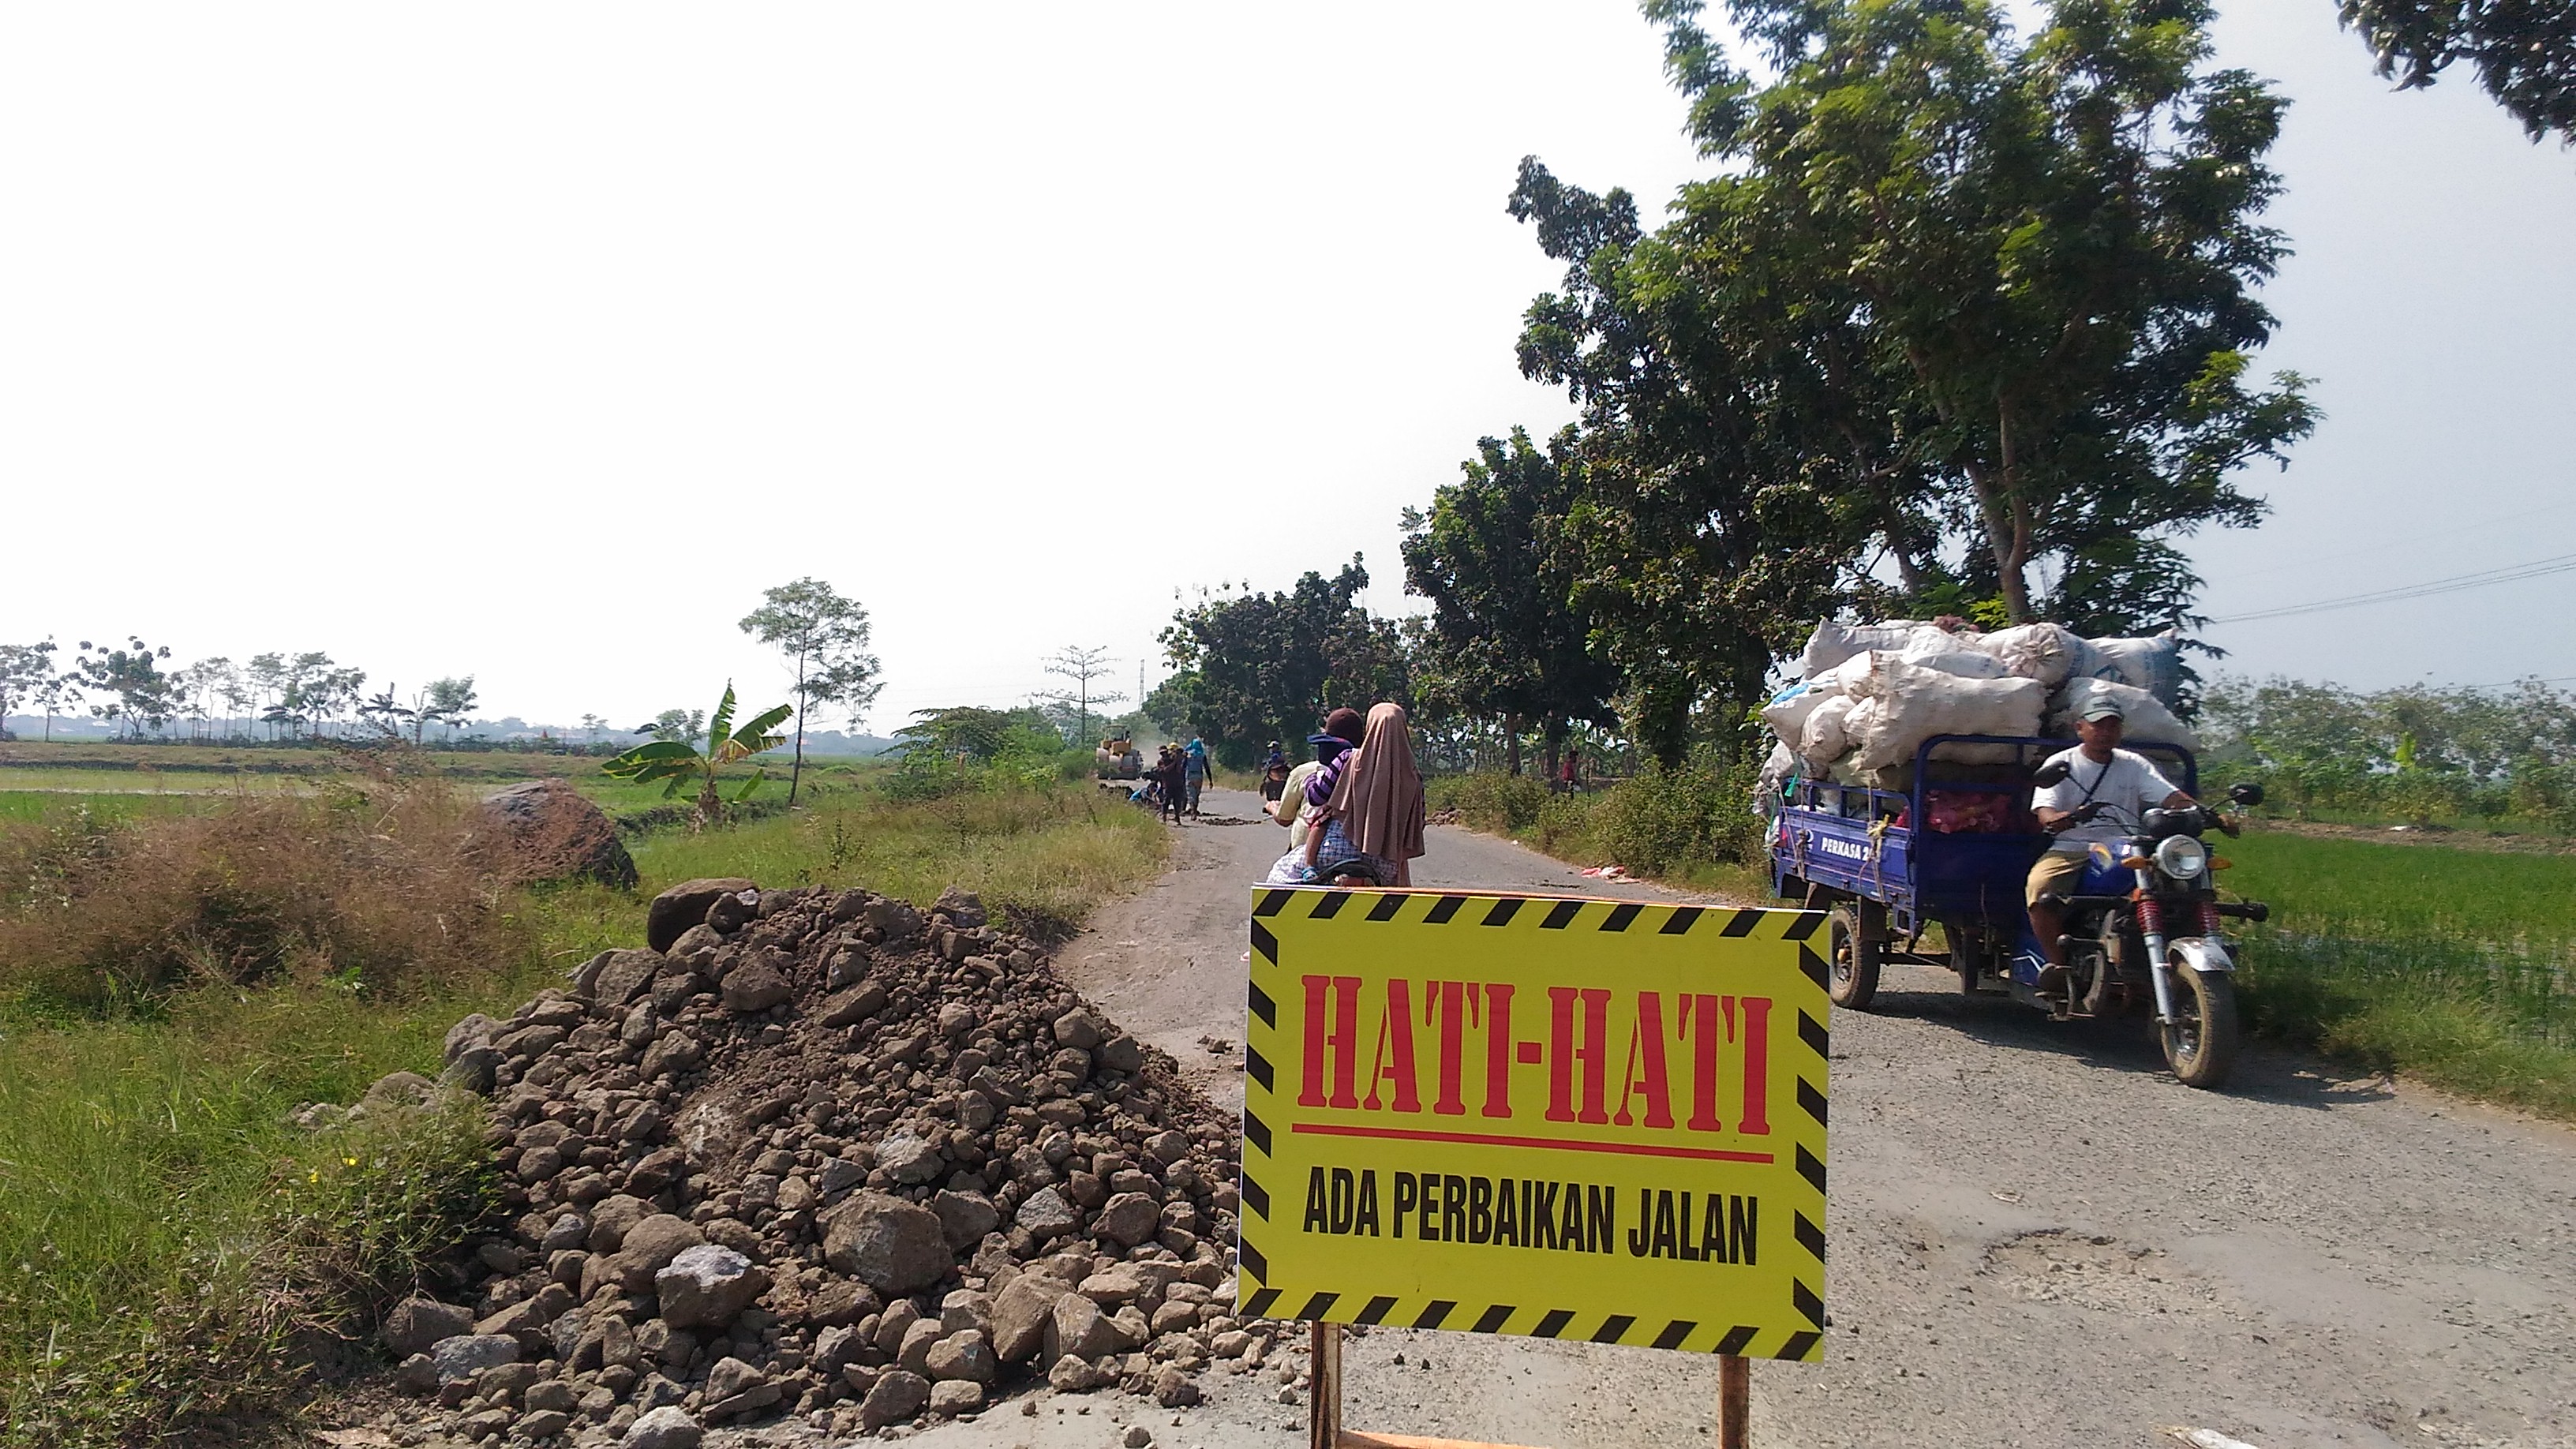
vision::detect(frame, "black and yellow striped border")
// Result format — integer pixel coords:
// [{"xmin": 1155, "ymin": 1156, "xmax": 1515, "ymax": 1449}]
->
[{"xmin": 1239, "ymin": 888, "xmax": 1832, "ymax": 1363}]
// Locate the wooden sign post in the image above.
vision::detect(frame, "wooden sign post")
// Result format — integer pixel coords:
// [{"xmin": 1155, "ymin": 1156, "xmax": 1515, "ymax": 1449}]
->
[
  {"xmin": 1305, "ymin": 1321, "xmax": 1754, "ymax": 1448},
  {"xmin": 1241, "ymin": 886, "xmax": 1831, "ymax": 1449}
]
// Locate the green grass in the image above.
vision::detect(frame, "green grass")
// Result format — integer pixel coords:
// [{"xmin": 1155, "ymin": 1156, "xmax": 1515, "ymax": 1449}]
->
[
  {"xmin": 0, "ymin": 792, "xmax": 219, "ymax": 824},
  {"xmin": 0, "ymin": 772, "xmax": 1167, "ymax": 1444},
  {"xmin": 1428, "ymin": 769, "xmax": 2576, "ymax": 1118},
  {"xmin": 2222, "ymin": 829, "xmax": 2576, "ymax": 1116}
]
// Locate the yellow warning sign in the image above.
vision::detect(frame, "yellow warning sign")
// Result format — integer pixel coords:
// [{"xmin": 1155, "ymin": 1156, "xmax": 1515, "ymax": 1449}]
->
[{"xmin": 1237, "ymin": 887, "xmax": 1829, "ymax": 1361}]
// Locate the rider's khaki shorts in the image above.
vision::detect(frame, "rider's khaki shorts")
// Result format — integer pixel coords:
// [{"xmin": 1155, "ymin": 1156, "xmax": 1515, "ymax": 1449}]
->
[{"xmin": 2026, "ymin": 850, "xmax": 2088, "ymax": 907}]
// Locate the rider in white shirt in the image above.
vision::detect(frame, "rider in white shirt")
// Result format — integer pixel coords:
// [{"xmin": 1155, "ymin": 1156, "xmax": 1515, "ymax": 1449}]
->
[{"xmin": 2025, "ymin": 698, "xmax": 2207, "ymax": 999}]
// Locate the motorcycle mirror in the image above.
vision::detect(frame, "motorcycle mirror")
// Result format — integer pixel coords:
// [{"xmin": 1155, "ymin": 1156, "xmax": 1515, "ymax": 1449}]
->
[
  {"xmin": 2031, "ymin": 759, "xmax": 2072, "ymax": 788},
  {"xmin": 2229, "ymin": 782, "xmax": 2266, "ymax": 807}
]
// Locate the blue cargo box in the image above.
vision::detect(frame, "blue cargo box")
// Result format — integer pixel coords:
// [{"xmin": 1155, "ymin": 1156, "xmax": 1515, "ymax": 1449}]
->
[{"xmin": 1768, "ymin": 734, "xmax": 2196, "ymax": 938}]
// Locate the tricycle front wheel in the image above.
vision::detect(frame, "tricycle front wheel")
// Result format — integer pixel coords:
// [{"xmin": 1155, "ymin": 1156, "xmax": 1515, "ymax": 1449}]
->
[
  {"xmin": 1826, "ymin": 904, "xmax": 1882, "ymax": 1011},
  {"xmin": 2160, "ymin": 961, "xmax": 2240, "ymax": 1088}
]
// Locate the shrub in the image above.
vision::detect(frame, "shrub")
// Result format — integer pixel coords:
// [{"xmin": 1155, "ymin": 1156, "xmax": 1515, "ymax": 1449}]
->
[{"xmin": 0, "ymin": 783, "xmax": 523, "ymax": 1013}]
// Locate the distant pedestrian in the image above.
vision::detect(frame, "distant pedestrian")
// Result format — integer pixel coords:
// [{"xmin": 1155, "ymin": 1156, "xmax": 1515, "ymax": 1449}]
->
[
  {"xmin": 1154, "ymin": 744, "xmax": 1187, "ymax": 822},
  {"xmin": 1185, "ymin": 736, "xmax": 1211, "ymax": 815},
  {"xmin": 1303, "ymin": 702, "xmax": 1425, "ymax": 887},
  {"xmin": 1559, "ymin": 749, "xmax": 1580, "ymax": 792}
]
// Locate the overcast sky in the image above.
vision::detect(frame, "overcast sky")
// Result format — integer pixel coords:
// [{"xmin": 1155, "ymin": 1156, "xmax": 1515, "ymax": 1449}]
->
[{"xmin": 2, "ymin": 2, "xmax": 2568, "ymax": 735}]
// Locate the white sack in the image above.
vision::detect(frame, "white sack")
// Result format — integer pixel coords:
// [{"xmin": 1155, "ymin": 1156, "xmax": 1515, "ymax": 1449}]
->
[
  {"xmin": 2050, "ymin": 679, "xmax": 2200, "ymax": 751},
  {"xmin": 1846, "ymin": 665, "xmax": 2047, "ymax": 771},
  {"xmin": 1760, "ymin": 681, "xmax": 1831, "ymax": 748},
  {"xmin": 1823, "ymin": 648, "xmax": 1898, "ymax": 698},
  {"xmin": 1800, "ymin": 694, "xmax": 1859, "ymax": 763},
  {"xmin": 1798, "ymin": 619, "xmax": 1924, "ymax": 680},
  {"xmin": 1896, "ymin": 637, "xmax": 2014, "ymax": 680},
  {"xmin": 1755, "ymin": 742, "xmax": 1796, "ymax": 820},
  {"xmin": 2072, "ymin": 631, "xmax": 2185, "ymax": 706},
  {"xmin": 1969, "ymin": 622, "xmax": 2084, "ymax": 686}
]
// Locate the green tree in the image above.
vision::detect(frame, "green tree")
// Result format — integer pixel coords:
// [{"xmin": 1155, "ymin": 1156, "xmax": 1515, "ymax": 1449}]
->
[
  {"xmin": 1400, "ymin": 426, "xmax": 1623, "ymax": 777},
  {"xmin": 424, "ymin": 676, "xmax": 479, "ymax": 742},
  {"xmin": 1646, "ymin": 0, "xmax": 2319, "ymax": 625},
  {"xmin": 1159, "ymin": 558, "xmax": 1413, "ymax": 767},
  {"xmin": 1507, "ymin": 158, "xmax": 1866, "ymax": 762},
  {"xmin": 740, "ymin": 578, "xmax": 883, "ymax": 806},
  {"xmin": 2338, "ymin": 0, "xmax": 2576, "ymax": 144},
  {"xmin": 0, "ymin": 640, "xmax": 60, "ymax": 739},
  {"xmin": 601, "ymin": 683, "xmax": 792, "ymax": 829},
  {"xmin": 638, "ymin": 708, "xmax": 706, "ymax": 744},
  {"xmin": 1033, "ymin": 646, "xmax": 1128, "ymax": 745},
  {"xmin": 73, "ymin": 637, "xmax": 178, "ymax": 737}
]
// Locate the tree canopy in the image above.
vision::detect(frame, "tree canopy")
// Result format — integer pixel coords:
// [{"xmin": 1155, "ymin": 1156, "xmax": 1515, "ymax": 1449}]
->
[
  {"xmin": 2338, "ymin": 0, "xmax": 2576, "ymax": 144},
  {"xmin": 1400, "ymin": 426, "xmax": 1623, "ymax": 773},
  {"xmin": 1157, "ymin": 558, "xmax": 1411, "ymax": 766},
  {"xmin": 1510, "ymin": 0, "xmax": 2315, "ymax": 736}
]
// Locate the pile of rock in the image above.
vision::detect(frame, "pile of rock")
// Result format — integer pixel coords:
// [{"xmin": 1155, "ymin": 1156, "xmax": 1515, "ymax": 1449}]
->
[{"xmin": 371, "ymin": 878, "xmax": 1260, "ymax": 1445}]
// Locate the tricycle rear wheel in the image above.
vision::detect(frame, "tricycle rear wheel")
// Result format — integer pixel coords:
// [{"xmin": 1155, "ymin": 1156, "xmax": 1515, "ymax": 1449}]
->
[{"xmin": 1826, "ymin": 904, "xmax": 1881, "ymax": 1011}]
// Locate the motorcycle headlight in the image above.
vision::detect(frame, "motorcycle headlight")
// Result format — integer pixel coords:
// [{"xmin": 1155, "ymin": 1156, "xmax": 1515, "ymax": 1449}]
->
[{"xmin": 2155, "ymin": 834, "xmax": 2208, "ymax": 880}]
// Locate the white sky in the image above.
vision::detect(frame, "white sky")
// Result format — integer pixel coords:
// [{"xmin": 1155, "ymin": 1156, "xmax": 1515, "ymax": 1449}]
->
[{"xmin": 2, "ymin": 2, "xmax": 2568, "ymax": 735}]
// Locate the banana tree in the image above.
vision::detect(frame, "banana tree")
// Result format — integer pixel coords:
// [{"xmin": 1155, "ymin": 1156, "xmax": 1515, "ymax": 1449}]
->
[{"xmin": 601, "ymin": 683, "xmax": 792, "ymax": 829}]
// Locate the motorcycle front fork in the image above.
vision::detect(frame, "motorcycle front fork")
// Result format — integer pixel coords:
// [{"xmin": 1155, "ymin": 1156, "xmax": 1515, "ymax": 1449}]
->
[{"xmin": 2134, "ymin": 871, "xmax": 2176, "ymax": 1026}]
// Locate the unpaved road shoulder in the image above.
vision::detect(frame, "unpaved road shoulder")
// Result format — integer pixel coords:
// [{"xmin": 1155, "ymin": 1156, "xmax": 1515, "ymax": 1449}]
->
[{"xmin": 970, "ymin": 788, "xmax": 2576, "ymax": 1449}]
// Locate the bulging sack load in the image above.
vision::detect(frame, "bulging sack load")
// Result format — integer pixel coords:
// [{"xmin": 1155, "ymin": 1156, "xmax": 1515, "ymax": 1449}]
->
[
  {"xmin": 2066, "ymin": 631, "xmax": 2183, "ymax": 705},
  {"xmin": 1846, "ymin": 665, "xmax": 2046, "ymax": 770},
  {"xmin": 1800, "ymin": 694, "xmax": 1859, "ymax": 763},
  {"xmin": 1760, "ymin": 680, "xmax": 1833, "ymax": 747},
  {"xmin": 2050, "ymin": 680, "xmax": 2200, "ymax": 750},
  {"xmin": 1798, "ymin": 619, "xmax": 1926, "ymax": 680},
  {"xmin": 1968, "ymin": 622, "xmax": 2083, "ymax": 687},
  {"xmin": 1896, "ymin": 636, "xmax": 2013, "ymax": 680}
]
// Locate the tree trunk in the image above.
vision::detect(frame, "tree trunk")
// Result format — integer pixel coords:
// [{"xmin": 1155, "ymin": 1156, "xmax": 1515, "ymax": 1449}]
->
[
  {"xmin": 1505, "ymin": 714, "xmax": 1524, "ymax": 777},
  {"xmin": 1964, "ymin": 458, "xmax": 2035, "ymax": 623},
  {"xmin": 1542, "ymin": 722, "xmax": 1563, "ymax": 784},
  {"xmin": 789, "ymin": 712, "xmax": 807, "ymax": 808},
  {"xmin": 788, "ymin": 653, "xmax": 809, "ymax": 807}
]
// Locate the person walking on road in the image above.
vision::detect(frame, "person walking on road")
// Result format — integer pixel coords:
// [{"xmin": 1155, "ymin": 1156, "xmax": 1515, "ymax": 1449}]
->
[
  {"xmin": 1302, "ymin": 702, "xmax": 1426, "ymax": 887},
  {"xmin": 1153, "ymin": 743, "xmax": 1187, "ymax": 823},
  {"xmin": 1184, "ymin": 736, "xmax": 1211, "ymax": 817}
]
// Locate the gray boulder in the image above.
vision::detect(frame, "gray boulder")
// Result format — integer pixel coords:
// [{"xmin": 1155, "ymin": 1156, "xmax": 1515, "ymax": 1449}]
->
[
  {"xmin": 818, "ymin": 982, "xmax": 889, "ymax": 1028},
  {"xmin": 934, "ymin": 1189, "xmax": 999, "ymax": 1248},
  {"xmin": 646, "ymin": 878, "xmax": 756, "ymax": 953},
  {"xmin": 621, "ymin": 1406, "xmax": 702, "ymax": 1449},
  {"xmin": 429, "ymin": 1333, "xmax": 519, "ymax": 1383},
  {"xmin": 989, "ymin": 1273, "xmax": 1070, "ymax": 1362},
  {"xmin": 875, "ymin": 1133, "xmax": 943, "ymax": 1185},
  {"xmin": 719, "ymin": 962, "xmax": 792, "ymax": 1014},
  {"xmin": 590, "ymin": 949, "xmax": 665, "ymax": 1009},
  {"xmin": 653, "ymin": 1244, "xmax": 767, "ymax": 1330},
  {"xmin": 860, "ymin": 1369, "xmax": 930, "ymax": 1430},
  {"xmin": 478, "ymin": 779, "xmax": 637, "ymax": 888},
  {"xmin": 1014, "ymin": 1185, "xmax": 1080, "ymax": 1239},
  {"xmin": 383, "ymin": 1297, "xmax": 473, "ymax": 1358},
  {"xmin": 821, "ymin": 1192, "xmax": 951, "ymax": 1293},
  {"xmin": 1094, "ymin": 1191, "xmax": 1160, "ymax": 1248}
]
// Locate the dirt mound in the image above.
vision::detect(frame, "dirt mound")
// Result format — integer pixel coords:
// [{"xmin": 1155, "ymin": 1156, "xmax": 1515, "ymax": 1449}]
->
[{"xmin": 367, "ymin": 880, "xmax": 1257, "ymax": 1442}]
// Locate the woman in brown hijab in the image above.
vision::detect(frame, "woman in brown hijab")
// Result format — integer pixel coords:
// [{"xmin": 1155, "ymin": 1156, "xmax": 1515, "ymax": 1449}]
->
[{"xmin": 1302, "ymin": 702, "xmax": 1426, "ymax": 886}]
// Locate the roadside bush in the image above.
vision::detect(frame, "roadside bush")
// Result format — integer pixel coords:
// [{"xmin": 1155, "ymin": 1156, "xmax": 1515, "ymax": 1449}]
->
[
  {"xmin": 0, "ymin": 783, "xmax": 522, "ymax": 1013},
  {"xmin": 1427, "ymin": 771, "xmax": 1549, "ymax": 834},
  {"xmin": 1588, "ymin": 753, "xmax": 1764, "ymax": 877}
]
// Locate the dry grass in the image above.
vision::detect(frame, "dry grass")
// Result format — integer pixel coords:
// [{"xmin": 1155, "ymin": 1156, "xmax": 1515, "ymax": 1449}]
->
[{"xmin": 0, "ymin": 781, "xmax": 526, "ymax": 1015}]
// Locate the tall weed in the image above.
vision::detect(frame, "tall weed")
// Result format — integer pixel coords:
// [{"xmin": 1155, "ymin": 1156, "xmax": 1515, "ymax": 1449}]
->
[{"xmin": 0, "ymin": 783, "xmax": 522, "ymax": 1013}]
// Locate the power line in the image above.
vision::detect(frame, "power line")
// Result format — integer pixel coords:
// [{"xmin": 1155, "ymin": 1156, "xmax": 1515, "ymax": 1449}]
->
[
  {"xmin": 2208, "ymin": 551, "xmax": 2576, "ymax": 625},
  {"xmin": 2220, "ymin": 495, "xmax": 2576, "ymax": 583}
]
